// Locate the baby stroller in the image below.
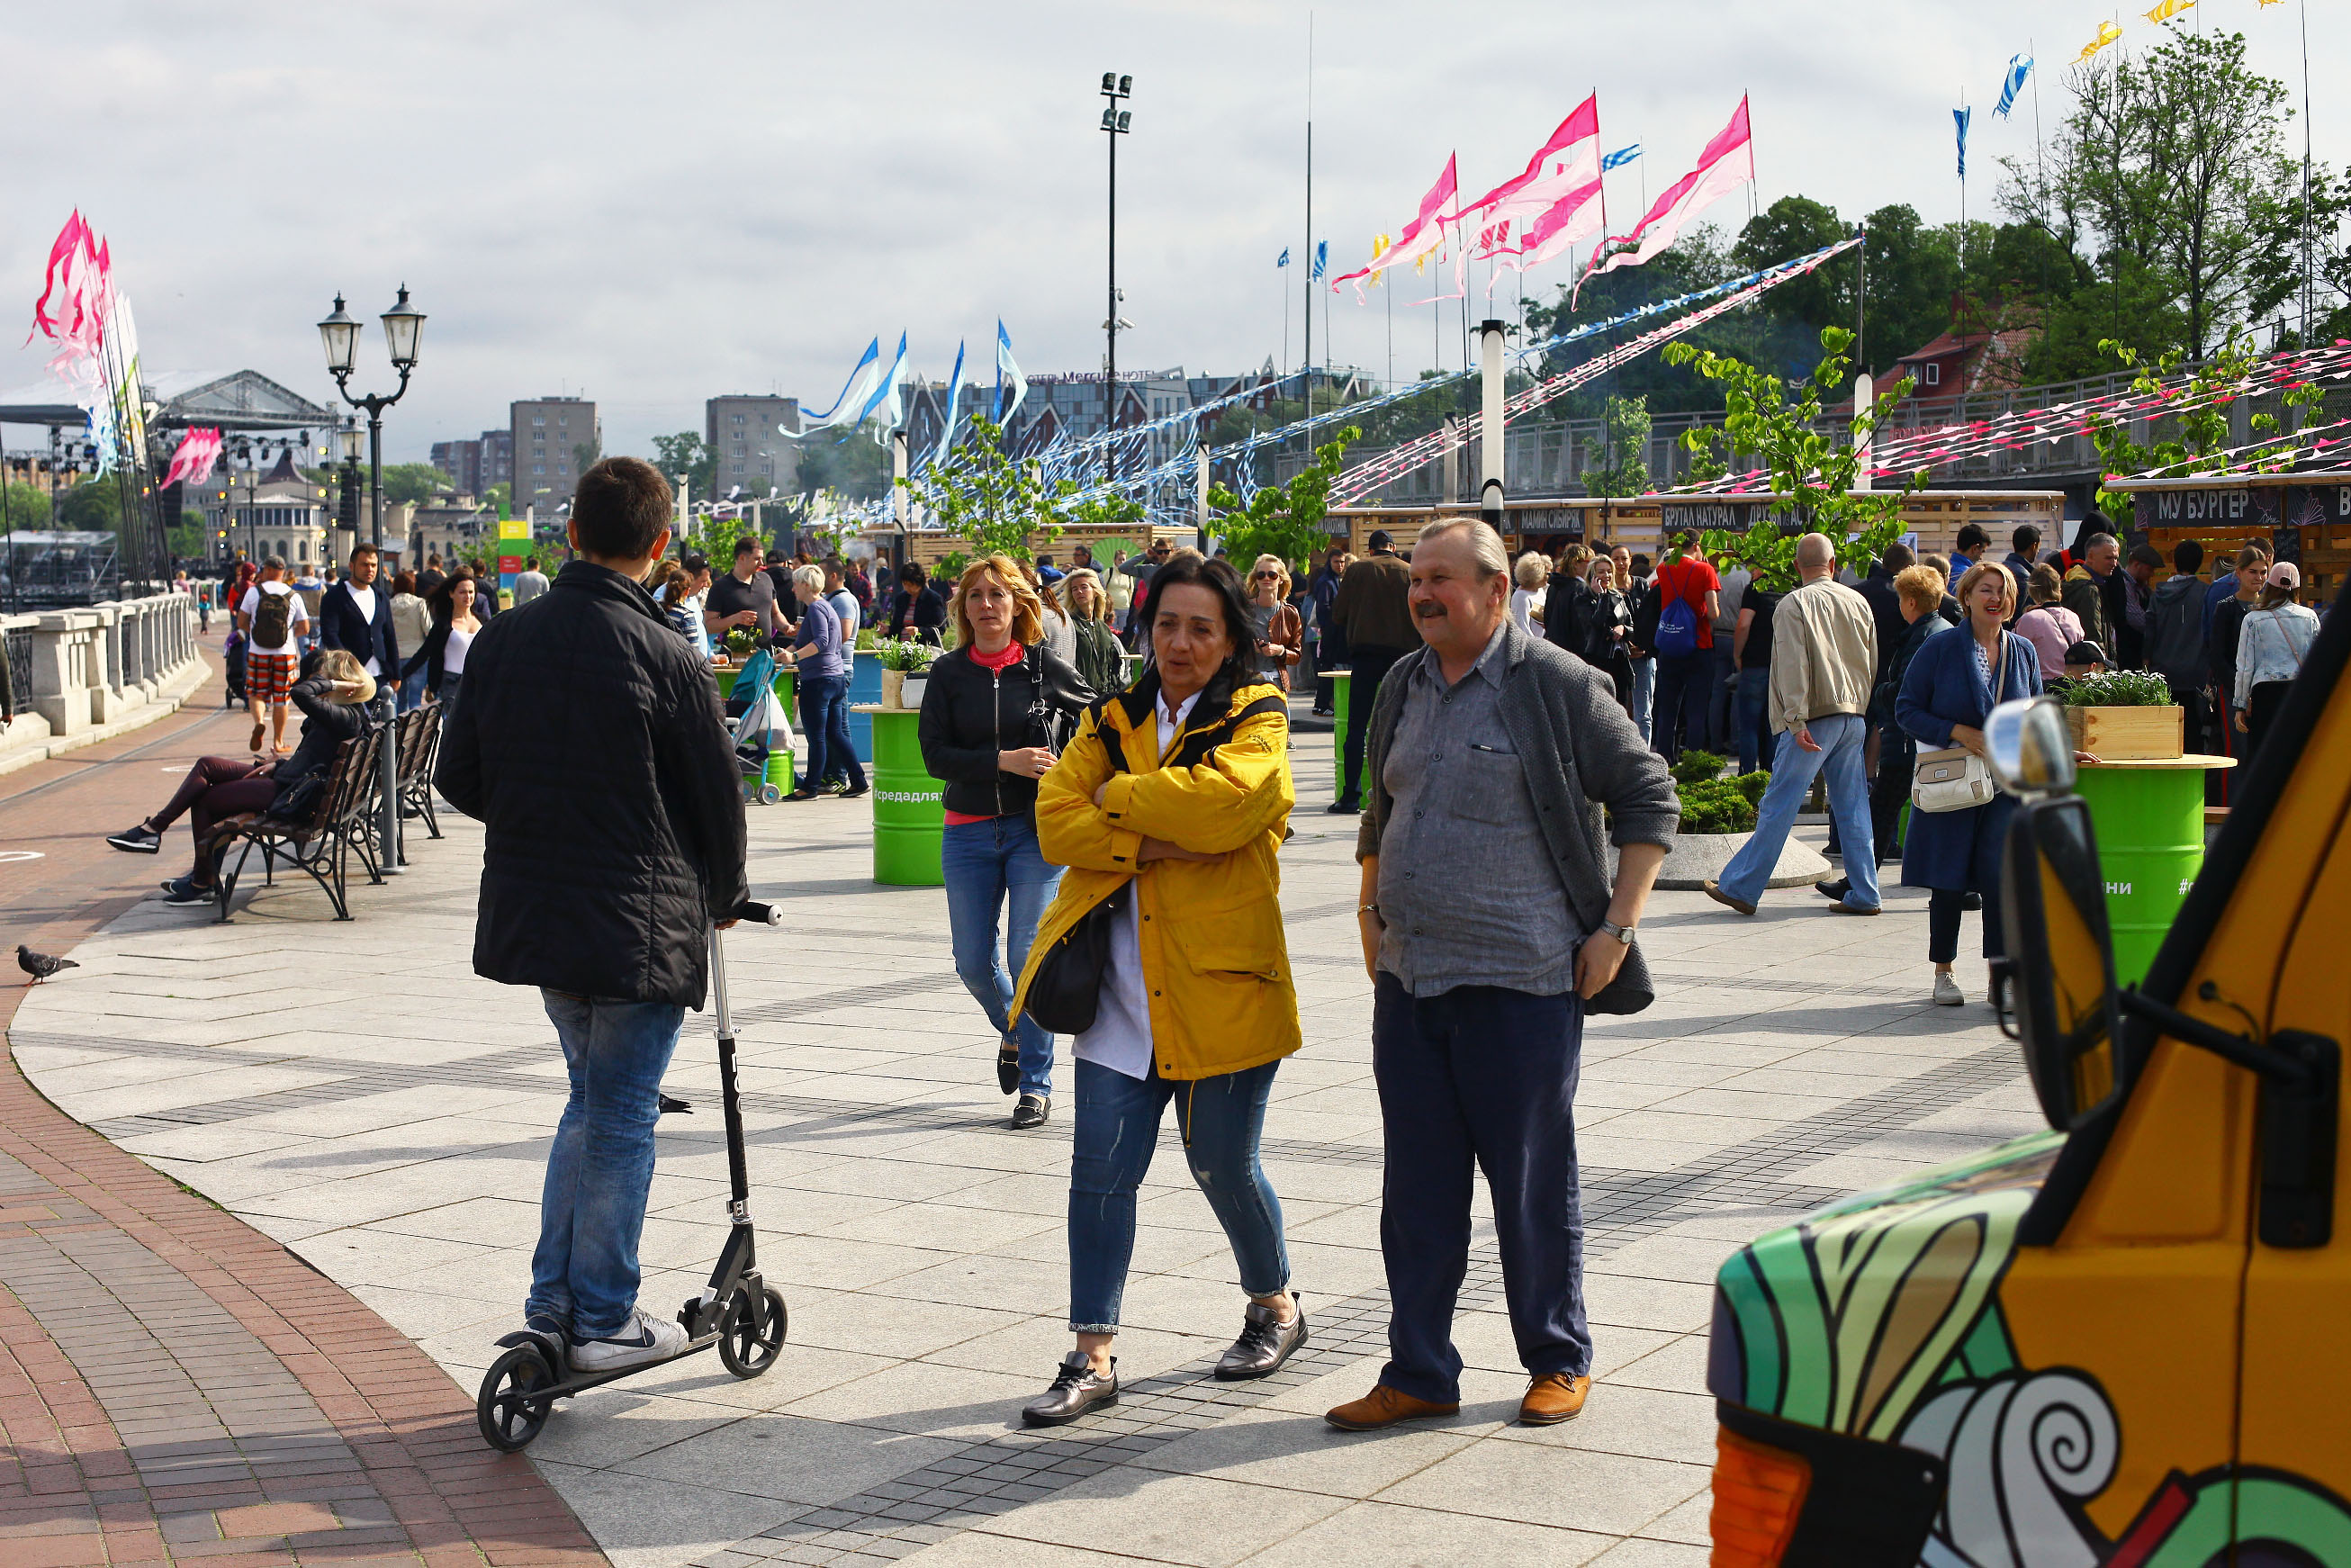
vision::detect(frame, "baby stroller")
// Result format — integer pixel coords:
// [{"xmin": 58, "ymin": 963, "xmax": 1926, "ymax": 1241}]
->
[
  {"xmin": 726, "ymin": 647, "xmax": 791, "ymax": 805},
  {"xmin": 222, "ymin": 631, "xmax": 248, "ymax": 708}
]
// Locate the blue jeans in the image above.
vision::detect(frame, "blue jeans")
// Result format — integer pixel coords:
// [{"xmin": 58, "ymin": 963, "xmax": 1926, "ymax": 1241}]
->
[
  {"xmin": 1068, "ymin": 1057, "xmax": 1288, "ymax": 1332},
  {"xmin": 1735, "ymin": 674, "xmax": 1777, "ymax": 775},
  {"xmin": 398, "ymin": 667, "xmax": 428, "ymax": 713},
  {"xmin": 1650, "ymin": 651, "xmax": 1709, "ymax": 761},
  {"xmin": 1628, "ymin": 657, "xmax": 1654, "ymax": 744},
  {"xmin": 1717, "ymin": 711, "xmax": 1879, "ymax": 910},
  {"xmin": 1372, "ymin": 977, "xmax": 1589, "ymax": 1402},
  {"xmin": 797, "ymin": 671, "xmax": 865, "ymax": 792},
  {"xmin": 527, "ymin": 992, "xmax": 688, "ymax": 1338},
  {"xmin": 941, "ymin": 816, "xmax": 1059, "ymax": 1097}
]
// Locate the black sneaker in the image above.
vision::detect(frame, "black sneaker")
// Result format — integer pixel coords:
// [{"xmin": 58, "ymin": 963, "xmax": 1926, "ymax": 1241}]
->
[
  {"xmin": 1815, "ymin": 879, "xmax": 1851, "ymax": 902},
  {"xmin": 107, "ymin": 824, "xmax": 162, "ymax": 854},
  {"xmin": 1022, "ymin": 1352, "xmax": 1118, "ymax": 1427},
  {"xmin": 1326, "ymin": 798, "xmax": 1362, "ymax": 816},
  {"xmin": 1011, "ymin": 1093, "xmax": 1049, "ymax": 1130},
  {"xmin": 158, "ymin": 876, "xmax": 212, "ymax": 907},
  {"xmin": 839, "ymin": 783, "xmax": 870, "ymax": 799}
]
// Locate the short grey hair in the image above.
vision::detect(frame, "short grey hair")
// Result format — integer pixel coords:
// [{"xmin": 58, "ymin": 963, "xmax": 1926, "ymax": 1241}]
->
[
  {"xmin": 2082, "ymin": 531, "xmax": 2119, "ymax": 554},
  {"xmin": 1417, "ymin": 517, "xmax": 1509, "ymax": 579},
  {"xmin": 791, "ymin": 563, "xmax": 824, "ymax": 593},
  {"xmin": 1512, "ymin": 551, "xmax": 1548, "ymax": 590}
]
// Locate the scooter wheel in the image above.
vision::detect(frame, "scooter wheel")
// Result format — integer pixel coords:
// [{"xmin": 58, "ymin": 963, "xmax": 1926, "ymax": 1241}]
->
[
  {"xmin": 761, "ymin": 784, "xmax": 783, "ymax": 805},
  {"xmin": 716, "ymin": 1284, "xmax": 788, "ymax": 1378},
  {"xmin": 477, "ymin": 1345, "xmax": 556, "ymax": 1451}
]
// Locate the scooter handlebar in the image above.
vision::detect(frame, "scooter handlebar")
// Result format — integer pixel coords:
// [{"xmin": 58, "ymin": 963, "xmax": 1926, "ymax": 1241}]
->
[{"xmin": 725, "ymin": 900, "xmax": 782, "ymax": 927}]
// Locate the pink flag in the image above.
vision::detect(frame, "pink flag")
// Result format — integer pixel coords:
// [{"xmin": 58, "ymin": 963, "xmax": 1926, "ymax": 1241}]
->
[
  {"xmin": 27, "ymin": 211, "xmax": 113, "ymax": 379},
  {"xmin": 1451, "ymin": 95, "xmax": 1601, "ymax": 244},
  {"xmin": 1581, "ymin": 96, "xmax": 1753, "ymax": 292},
  {"xmin": 1333, "ymin": 154, "xmax": 1458, "ymax": 300},
  {"xmin": 162, "ymin": 428, "xmax": 222, "ymax": 490},
  {"xmin": 1496, "ymin": 177, "xmax": 1606, "ymax": 275}
]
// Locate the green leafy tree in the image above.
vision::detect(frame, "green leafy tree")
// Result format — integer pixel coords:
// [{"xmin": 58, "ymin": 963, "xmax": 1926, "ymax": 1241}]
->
[
  {"xmin": 485, "ymin": 482, "xmax": 513, "ymax": 518},
  {"xmin": 2004, "ymin": 28, "xmax": 2315, "ymax": 363},
  {"xmin": 2083, "ymin": 335, "xmax": 2323, "ymax": 516},
  {"xmin": 572, "ymin": 436, "xmax": 602, "ymax": 475},
  {"xmin": 0, "ymin": 482, "xmax": 54, "ymax": 532},
  {"xmin": 379, "ymin": 463, "xmax": 449, "ymax": 507},
  {"xmin": 651, "ymin": 432, "xmax": 716, "ymax": 505},
  {"xmin": 54, "ymin": 479, "xmax": 123, "ymax": 532},
  {"xmin": 1662, "ymin": 326, "xmax": 1926, "ymax": 590},
  {"xmin": 791, "ymin": 431, "xmax": 892, "ymax": 503},
  {"xmin": 1580, "ymin": 396, "xmax": 1653, "ymax": 497},
  {"xmin": 899, "ymin": 415, "xmax": 1073, "ymax": 563},
  {"xmin": 169, "ymin": 509, "xmax": 208, "ymax": 561},
  {"xmin": 1208, "ymin": 426, "xmax": 1359, "ymax": 568}
]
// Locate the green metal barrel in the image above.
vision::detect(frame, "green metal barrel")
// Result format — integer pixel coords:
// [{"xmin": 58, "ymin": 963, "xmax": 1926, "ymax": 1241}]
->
[
  {"xmin": 2072, "ymin": 759, "xmax": 2226, "ymax": 987},
  {"xmin": 867, "ymin": 707, "xmax": 944, "ymax": 886}
]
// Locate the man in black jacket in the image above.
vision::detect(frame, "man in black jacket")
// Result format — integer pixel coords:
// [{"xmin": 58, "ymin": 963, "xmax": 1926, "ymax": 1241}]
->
[
  {"xmin": 437, "ymin": 456, "xmax": 748, "ymax": 1375},
  {"xmin": 316, "ymin": 544, "xmax": 398, "ymax": 680}
]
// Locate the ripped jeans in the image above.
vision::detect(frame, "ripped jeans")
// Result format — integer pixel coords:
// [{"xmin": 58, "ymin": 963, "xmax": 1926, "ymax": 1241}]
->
[{"xmin": 1066, "ymin": 1056, "xmax": 1288, "ymax": 1333}]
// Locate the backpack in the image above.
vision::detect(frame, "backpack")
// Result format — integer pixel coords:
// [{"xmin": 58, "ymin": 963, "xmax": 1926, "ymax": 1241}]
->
[
  {"xmin": 251, "ymin": 584, "xmax": 293, "ymax": 648},
  {"xmin": 1653, "ymin": 563, "xmax": 1701, "ymax": 658}
]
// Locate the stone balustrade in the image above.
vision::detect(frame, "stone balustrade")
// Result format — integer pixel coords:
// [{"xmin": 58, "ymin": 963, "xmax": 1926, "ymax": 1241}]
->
[{"xmin": 1, "ymin": 591, "xmax": 207, "ymax": 773}]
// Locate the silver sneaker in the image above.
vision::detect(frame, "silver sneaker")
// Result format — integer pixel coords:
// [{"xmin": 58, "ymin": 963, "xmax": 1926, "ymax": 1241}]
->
[
  {"xmin": 568, "ymin": 1306, "xmax": 687, "ymax": 1374},
  {"xmin": 1933, "ymin": 972, "xmax": 1965, "ymax": 1007}
]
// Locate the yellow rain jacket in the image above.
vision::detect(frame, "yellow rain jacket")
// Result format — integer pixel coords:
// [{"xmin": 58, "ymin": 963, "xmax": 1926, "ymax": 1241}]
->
[{"xmin": 1012, "ymin": 671, "xmax": 1300, "ymax": 1081}]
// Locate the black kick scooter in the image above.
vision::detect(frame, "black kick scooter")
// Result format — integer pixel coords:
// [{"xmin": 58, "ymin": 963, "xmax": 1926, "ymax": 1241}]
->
[{"xmin": 476, "ymin": 900, "xmax": 788, "ymax": 1451}]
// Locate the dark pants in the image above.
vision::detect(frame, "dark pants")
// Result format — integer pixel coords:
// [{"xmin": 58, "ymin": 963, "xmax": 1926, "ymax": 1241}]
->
[
  {"xmin": 1371, "ymin": 975, "xmax": 1589, "ymax": 1405},
  {"xmin": 2167, "ymin": 683, "xmax": 2219, "ymax": 805},
  {"xmin": 1930, "ymin": 887, "xmax": 2007, "ymax": 964},
  {"xmin": 2246, "ymin": 680, "xmax": 2292, "ymax": 763},
  {"xmin": 151, "ymin": 755, "xmax": 278, "ymax": 881},
  {"xmin": 1314, "ymin": 631, "xmax": 1346, "ymax": 712},
  {"xmin": 1870, "ymin": 729, "xmax": 1911, "ymax": 863},
  {"xmin": 1706, "ymin": 641, "xmax": 1737, "ymax": 752},
  {"xmin": 1650, "ymin": 650, "xmax": 1709, "ymax": 761},
  {"xmin": 797, "ymin": 671, "xmax": 864, "ymax": 793},
  {"xmin": 1339, "ymin": 644, "xmax": 1407, "ymax": 803}
]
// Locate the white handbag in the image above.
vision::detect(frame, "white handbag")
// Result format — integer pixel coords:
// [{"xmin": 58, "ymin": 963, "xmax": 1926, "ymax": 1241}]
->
[{"xmin": 1911, "ymin": 746, "xmax": 1996, "ymax": 813}]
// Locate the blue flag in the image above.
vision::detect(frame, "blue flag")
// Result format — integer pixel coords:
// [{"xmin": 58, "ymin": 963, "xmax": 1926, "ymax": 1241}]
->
[
  {"xmin": 932, "ymin": 340, "xmax": 966, "ymax": 471},
  {"xmin": 1600, "ymin": 143, "xmax": 1641, "ymax": 171},
  {"xmin": 1311, "ymin": 241, "xmax": 1327, "ymax": 281},
  {"xmin": 993, "ymin": 320, "xmax": 1026, "ymax": 424},
  {"xmin": 1276, "ymin": 248, "xmax": 1290, "ymax": 268},
  {"xmin": 1995, "ymin": 54, "xmax": 2032, "ymax": 119},
  {"xmin": 1954, "ymin": 106, "xmax": 1971, "ymax": 178}
]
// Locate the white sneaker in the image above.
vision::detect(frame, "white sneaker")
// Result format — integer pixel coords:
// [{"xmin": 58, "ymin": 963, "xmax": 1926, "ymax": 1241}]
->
[
  {"xmin": 1933, "ymin": 972, "xmax": 1965, "ymax": 1007},
  {"xmin": 567, "ymin": 1307, "xmax": 687, "ymax": 1374}
]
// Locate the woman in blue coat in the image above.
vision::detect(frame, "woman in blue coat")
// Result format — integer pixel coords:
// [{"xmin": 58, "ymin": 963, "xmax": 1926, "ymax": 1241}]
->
[{"xmin": 1896, "ymin": 561, "xmax": 2042, "ymax": 1008}]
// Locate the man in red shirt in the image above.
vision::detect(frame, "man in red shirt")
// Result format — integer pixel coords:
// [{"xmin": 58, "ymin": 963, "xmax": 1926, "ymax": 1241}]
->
[{"xmin": 1647, "ymin": 531, "xmax": 1721, "ymax": 761}]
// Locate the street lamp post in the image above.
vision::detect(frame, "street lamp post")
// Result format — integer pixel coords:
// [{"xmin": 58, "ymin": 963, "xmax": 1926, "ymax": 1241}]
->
[
  {"xmin": 318, "ymin": 286, "xmax": 426, "ymax": 878},
  {"xmin": 1100, "ymin": 72, "xmax": 1131, "ymax": 482}
]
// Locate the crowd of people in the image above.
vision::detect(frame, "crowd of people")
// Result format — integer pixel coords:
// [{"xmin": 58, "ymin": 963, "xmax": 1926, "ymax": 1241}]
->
[{"xmin": 400, "ymin": 456, "xmax": 1671, "ymax": 1443}]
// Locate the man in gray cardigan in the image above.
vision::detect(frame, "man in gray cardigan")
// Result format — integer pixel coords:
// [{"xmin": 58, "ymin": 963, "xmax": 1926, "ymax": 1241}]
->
[{"xmin": 1325, "ymin": 518, "xmax": 1677, "ymax": 1435}]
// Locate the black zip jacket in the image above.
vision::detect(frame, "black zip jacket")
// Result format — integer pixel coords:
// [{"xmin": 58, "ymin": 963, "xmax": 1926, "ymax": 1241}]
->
[
  {"xmin": 436, "ymin": 561, "xmax": 747, "ymax": 1008},
  {"xmin": 917, "ymin": 641, "xmax": 1094, "ymax": 821},
  {"xmin": 274, "ymin": 676, "xmax": 370, "ymax": 796}
]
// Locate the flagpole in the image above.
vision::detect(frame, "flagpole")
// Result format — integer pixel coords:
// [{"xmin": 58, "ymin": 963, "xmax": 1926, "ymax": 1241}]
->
[
  {"xmin": 1302, "ymin": 10, "xmax": 1314, "ymax": 428},
  {"xmin": 2301, "ymin": 0, "xmax": 2315, "ymax": 342}
]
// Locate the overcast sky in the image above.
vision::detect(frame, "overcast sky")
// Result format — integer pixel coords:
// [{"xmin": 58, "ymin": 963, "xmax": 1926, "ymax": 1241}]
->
[{"xmin": 5, "ymin": 0, "xmax": 2342, "ymax": 465}]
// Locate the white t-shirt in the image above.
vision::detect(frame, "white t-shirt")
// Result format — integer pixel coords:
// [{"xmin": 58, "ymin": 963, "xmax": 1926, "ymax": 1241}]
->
[
  {"xmin": 345, "ymin": 584, "xmax": 380, "ymax": 674},
  {"xmin": 239, "ymin": 581, "xmax": 308, "ymax": 657},
  {"xmin": 1074, "ymin": 687, "xmax": 1202, "ymax": 1081}
]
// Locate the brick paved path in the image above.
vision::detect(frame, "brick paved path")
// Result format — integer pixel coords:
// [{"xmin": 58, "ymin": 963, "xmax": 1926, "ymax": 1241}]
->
[{"xmin": 0, "ymin": 642, "xmax": 607, "ymax": 1568}]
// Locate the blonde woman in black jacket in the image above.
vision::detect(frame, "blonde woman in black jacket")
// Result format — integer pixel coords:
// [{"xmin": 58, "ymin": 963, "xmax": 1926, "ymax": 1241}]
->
[{"xmin": 918, "ymin": 554, "xmax": 1094, "ymax": 1129}]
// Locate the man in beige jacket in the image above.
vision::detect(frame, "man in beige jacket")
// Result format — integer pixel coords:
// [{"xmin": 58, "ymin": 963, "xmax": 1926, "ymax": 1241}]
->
[{"xmin": 1704, "ymin": 532, "xmax": 1881, "ymax": 915}]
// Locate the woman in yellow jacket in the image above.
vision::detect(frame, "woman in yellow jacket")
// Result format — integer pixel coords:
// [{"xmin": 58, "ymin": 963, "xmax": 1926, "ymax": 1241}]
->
[{"xmin": 1010, "ymin": 552, "xmax": 1305, "ymax": 1427}]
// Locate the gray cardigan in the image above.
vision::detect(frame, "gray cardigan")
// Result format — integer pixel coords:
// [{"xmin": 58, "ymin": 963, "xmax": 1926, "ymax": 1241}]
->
[{"xmin": 1356, "ymin": 619, "xmax": 1680, "ymax": 1014}]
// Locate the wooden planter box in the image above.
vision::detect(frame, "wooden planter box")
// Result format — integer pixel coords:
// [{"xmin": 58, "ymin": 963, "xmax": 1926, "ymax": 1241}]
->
[{"xmin": 2067, "ymin": 705, "xmax": 2184, "ymax": 761}]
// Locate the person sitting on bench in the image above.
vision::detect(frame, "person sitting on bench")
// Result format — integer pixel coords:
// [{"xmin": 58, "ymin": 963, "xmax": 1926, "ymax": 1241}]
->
[{"xmin": 106, "ymin": 648, "xmax": 375, "ymax": 905}]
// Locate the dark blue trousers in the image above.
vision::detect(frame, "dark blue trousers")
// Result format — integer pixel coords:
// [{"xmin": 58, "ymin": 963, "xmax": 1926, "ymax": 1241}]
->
[{"xmin": 1371, "ymin": 975, "xmax": 1590, "ymax": 1405}]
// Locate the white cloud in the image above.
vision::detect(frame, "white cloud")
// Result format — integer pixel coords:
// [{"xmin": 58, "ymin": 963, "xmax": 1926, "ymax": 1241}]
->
[{"xmin": 5, "ymin": 0, "xmax": 2340, "ymax": 463}]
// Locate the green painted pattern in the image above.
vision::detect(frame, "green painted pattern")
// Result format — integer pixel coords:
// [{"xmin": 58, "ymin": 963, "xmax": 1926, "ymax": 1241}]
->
[
  {"xmin": 2072, "ymin": 763, "xmax": 2211, "ymax": 987},
  {"xmin": 869, "ymin": 707, "xmax": 944, "ymax": 887},
  {"xmin": 1721, "ymin": 1131, "xmax": 2057, "ymax": 1438},
  {"xmin": 2141, "ymin": 1473, "xmax": 2351, "ymax": 1566}
]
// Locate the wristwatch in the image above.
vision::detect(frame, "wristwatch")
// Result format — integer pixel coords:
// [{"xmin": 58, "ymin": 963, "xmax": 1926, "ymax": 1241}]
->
[{"xmin": 1595, "ymin": 917, "xmax": 1635, "ymax": 943}]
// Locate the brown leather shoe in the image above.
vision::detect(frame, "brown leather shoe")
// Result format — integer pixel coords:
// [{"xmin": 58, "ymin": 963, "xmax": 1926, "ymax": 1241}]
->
[
  {"xmin": 1518, "ymin": 1371, "xmax": 1591, "ymax": 1425},
  {"xmin": 1703, "ymin": 879, "xmax": 1756, "ymax": 916},
  {"xmin": 1324, "ymin": 1383, "xmax": 1459, "ymax": 1432}
]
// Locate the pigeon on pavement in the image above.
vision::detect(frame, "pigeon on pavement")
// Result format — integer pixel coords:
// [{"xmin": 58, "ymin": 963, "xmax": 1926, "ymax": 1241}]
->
[{"xmin": 17, "ymin": 946, "xmax": 77, "ymax": 982}]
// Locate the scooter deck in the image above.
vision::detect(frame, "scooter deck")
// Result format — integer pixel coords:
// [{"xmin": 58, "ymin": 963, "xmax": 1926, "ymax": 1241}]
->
[{"xmin": 492, "ymin": 1326, "xmax": 723, "ymax": 1403}]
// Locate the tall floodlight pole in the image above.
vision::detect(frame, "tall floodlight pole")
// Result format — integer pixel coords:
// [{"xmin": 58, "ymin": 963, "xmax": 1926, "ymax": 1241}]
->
[
  {"xmin": 1101, "ymin": 72, "xmax": 1131, "ymax": 482},
  {"xmin": 319, "ymin": 285, "xmax": 426, "ymax": 878},
  {"xmin": 1478, "ymin": 320, "xmax": 1507, "ymax": 532}
]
